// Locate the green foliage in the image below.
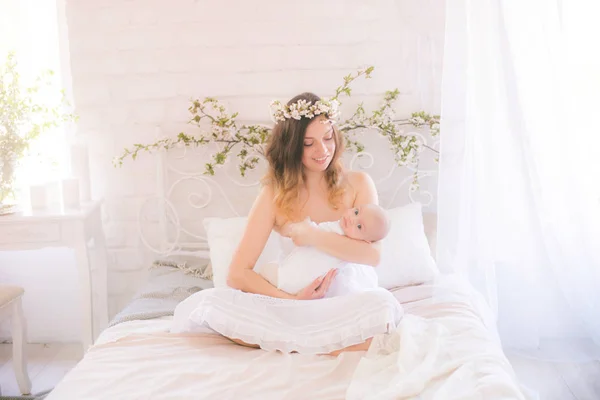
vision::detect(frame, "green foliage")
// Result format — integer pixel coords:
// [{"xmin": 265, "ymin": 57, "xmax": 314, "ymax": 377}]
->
[
  {"xmin": 0, "ymin": 52, "xmax": 77, "ymax": 203},
  {"xmin": 115, "ymin": 66, "xmax": 439, "ymax": 180}
]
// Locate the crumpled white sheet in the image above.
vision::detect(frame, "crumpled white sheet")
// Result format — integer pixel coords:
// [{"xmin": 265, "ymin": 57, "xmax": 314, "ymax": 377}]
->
[{"xmin": 346, "ymin": 275, "xmax": 533, "ymax": 400}]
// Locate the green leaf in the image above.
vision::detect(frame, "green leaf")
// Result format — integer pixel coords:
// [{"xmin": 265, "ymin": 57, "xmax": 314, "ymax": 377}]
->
[{"xmin": 215, "ymin": 152, "xmax": 226, "ymax": 164}]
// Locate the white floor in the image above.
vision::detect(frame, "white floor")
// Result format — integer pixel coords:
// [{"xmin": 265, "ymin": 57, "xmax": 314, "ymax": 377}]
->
[
  {"xmin": 0, "ymin": 344, "xmax": 599, "ymax": 398},
  {"xmin": 508, "ymin": 353, "xmax": 600, "ymax": 400},
  {"xmin": 0, "ymin": 343, "xmax": 83, "ymax": 397}
]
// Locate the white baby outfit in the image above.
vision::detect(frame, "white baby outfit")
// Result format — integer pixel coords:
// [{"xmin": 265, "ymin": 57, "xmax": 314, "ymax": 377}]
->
[{"xmin": 276, "ymin": 219, "xmax": 379, "ymax": 297}]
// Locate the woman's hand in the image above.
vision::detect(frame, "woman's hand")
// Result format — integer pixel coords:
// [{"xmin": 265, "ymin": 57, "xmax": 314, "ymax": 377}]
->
[
  {"xmin": 284, "ymin": 218, "xmax": 320, "ymax": 246},
  {"xmin": 294, "ymin": 269, "xmax": 337, "ymax": 300}
]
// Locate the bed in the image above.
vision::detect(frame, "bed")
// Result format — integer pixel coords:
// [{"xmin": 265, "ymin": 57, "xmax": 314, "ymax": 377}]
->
[{"xmin": 46, "ymin": 135, "xmax": 530, "ymax": 399}]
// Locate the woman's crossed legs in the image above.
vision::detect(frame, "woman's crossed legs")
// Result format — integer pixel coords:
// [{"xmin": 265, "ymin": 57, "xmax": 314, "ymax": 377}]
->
[{"xmin": 228, "ymin": 337, "xmax": 373, "ymax": 356}]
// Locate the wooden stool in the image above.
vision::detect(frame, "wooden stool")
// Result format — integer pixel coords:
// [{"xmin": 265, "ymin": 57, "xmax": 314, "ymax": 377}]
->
[{"xmin": 0, "ymin": 285, "xmax": 32, "ymax": 395}]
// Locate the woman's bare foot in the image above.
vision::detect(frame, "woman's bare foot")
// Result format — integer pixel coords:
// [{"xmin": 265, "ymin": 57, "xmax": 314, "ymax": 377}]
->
[
  {"xmin": 229, "ymin": 337, "xmax": 260, "ymax": 349},
  {"xmin": 326, "ymin": 337, "xmax": 373, "ymax": 356},
  {"xmin": 228, "ymin": 336, "xmax": 374, "ymax": 355}
]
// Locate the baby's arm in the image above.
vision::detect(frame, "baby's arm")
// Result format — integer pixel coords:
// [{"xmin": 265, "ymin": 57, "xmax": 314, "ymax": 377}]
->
[{"xmin": 317, "ymin": 221, "xmax": 345, "ymax": 235}]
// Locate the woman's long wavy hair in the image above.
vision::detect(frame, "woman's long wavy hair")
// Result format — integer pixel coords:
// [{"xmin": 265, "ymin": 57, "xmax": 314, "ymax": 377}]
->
[{"xmin": 264, "ymin": 92, "xmax": 347, "ymax": 221}]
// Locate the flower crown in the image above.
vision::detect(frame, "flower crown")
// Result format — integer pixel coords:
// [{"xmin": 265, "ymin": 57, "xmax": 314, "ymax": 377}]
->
[{"xmin": 269, "ymin": 98, "xmax": 341, "ymax": 123}]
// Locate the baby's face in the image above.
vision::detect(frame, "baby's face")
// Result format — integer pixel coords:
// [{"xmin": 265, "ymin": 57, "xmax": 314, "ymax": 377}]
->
[{"xmin": 340, "ymin": 204, "xmax": 389, "ymax": 242}]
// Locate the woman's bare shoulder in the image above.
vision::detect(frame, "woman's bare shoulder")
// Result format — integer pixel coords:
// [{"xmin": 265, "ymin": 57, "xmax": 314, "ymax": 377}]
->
[
  {"xmin": 346, "ymin": 170, "xmax": 374, "ymax": 186},
  {"xmin": 258, "ymin": 181, "xmax": 275, "ymax": 198},
  {"xmin": 345, "ymin": 170, "xmax": 378, "ymax": 205}
]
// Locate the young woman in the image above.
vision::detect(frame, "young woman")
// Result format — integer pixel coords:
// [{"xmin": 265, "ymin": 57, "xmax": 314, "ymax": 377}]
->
[{"xmin": 225, "ymin": 92, "xmax": 386, "ymax": 353}]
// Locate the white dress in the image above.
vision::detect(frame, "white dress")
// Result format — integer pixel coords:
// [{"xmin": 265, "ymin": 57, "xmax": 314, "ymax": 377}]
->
[{"xmin": 172, "ymin": 223, "xmax": 404, "ymax": 354}]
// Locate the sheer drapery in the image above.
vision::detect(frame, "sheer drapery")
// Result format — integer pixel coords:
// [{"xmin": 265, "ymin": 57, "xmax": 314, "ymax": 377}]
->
[{"xmin": 437, "ymin": 0, "xmax": 600, "ymax": 361}]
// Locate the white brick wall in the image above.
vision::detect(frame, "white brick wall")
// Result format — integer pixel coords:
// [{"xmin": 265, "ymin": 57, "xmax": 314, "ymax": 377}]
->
[{"xmin": 64, "ymin": 0, "xmax": 445, "ymax": 316}]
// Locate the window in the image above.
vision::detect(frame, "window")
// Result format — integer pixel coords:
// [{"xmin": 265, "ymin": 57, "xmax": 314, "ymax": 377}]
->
[{"xmin": 0, "ymin": 0, "xmax": 70, "ymax": 201}]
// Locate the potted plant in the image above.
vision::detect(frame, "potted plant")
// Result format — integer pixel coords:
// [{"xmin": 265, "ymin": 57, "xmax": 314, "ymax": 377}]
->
[{"xmin": 0, "ymin": 51, "xmax": 77, "ymax": 213}]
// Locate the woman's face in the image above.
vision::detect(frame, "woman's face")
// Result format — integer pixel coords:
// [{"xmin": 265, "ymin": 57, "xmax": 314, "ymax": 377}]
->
[{"xmin": 301, "ymin": 116, "xmax": 336, "ymax": 173}]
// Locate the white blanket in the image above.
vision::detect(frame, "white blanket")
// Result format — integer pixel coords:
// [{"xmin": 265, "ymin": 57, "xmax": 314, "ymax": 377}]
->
[
  {"xmin": 46, "ymin": 275, "xmax": 531, "ymax": 400},
  {"xmin": 348, "ymin": 277, "xmax": 528, "ymax": 399}
]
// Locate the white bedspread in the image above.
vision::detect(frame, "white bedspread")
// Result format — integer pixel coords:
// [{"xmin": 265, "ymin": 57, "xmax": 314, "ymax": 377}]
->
[{"xmin": 46, "ymin": 275, "xmax": 531, "ymax": 400}]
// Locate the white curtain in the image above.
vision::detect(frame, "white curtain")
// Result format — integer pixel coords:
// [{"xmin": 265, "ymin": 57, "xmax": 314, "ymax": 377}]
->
[{"xmin": 437, "ymin": 0, "xmax": 600, "ymax": 361}]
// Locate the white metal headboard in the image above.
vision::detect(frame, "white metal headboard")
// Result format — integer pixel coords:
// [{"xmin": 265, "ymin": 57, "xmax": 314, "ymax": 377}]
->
[{"xmin": 137, "ymin": 126, "xmax": 439, "ymax": 260}]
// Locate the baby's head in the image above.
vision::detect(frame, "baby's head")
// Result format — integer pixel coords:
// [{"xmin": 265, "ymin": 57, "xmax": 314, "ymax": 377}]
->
[{"xmin": 340, "ymin": 204, "xmax": 390, "ymax": 243}]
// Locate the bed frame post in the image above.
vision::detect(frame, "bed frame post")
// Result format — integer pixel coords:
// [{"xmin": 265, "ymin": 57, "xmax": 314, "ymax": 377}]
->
[{"xmin": 155, "ymin": 125, "xmax": 168, "ymax": 256}]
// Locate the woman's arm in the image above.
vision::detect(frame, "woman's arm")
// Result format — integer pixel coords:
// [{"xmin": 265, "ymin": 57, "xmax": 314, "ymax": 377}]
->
[
  {"xmin": 226, "ymin": 185, "xmax": 337, "ymax": 299},
  {"xmin": 226, "ymin": 185, "xmax": 295, "ymax": 298},
  {"xmin": 286, "ymin": 172, "xmax": 382, "ymax": 267},
  {"xmin": 312, "ymin": 230, "xmax": 381, "ymax": 266}
]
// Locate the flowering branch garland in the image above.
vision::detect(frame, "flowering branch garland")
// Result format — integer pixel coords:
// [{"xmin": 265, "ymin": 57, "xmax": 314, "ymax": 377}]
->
[{"xmin": 115, "ymin": 66, "xmax": 439, "ymax": 180}]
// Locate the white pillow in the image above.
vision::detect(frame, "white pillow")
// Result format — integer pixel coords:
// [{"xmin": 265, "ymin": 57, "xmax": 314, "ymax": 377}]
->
[
  {"xmin": 204, "ymin": 202, "xmax": 438, "ymax": 290},
  {"xmin": 203, "ymin": 216, "xmax": 281, "ymax": 288},
  {"xmin": 376, "ymin": 202, "xmax": 439, "ymax": 289}
]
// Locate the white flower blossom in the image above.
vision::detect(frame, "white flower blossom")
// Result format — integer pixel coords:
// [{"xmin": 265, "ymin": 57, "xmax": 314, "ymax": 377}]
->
[
  {"xmin": 383, "ymin": 107, "xmax": 395, "ymax": 121},
  {"xmin": 268, "ymin": 97, "xmax": 341, "ymax": 122},
  {"xmin": 409, "ymin": 116, "xmax": 425, "ymax": 126},
  {"xmin": 407, "ymin": 148, "xmax": 416, "ymax": 162}
]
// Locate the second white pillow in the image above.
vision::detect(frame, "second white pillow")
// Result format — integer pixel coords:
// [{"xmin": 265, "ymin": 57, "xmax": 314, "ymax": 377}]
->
[
  {"xmin": 203, "ymin": 216, "xmax": 281, "ymax": 288},
  {"xmin": 376, "ymin": 202, "xmax": 439, "ymax": 289}
]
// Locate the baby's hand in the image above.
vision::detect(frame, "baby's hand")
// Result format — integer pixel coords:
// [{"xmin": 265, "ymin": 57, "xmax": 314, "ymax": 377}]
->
[
  {"xmin": 279, "ymin": 222, "xmax": 293, "ymax": 238},
  {"xmin": 287, "ymin": 218, "xmax": 318, "ymax": 246}
]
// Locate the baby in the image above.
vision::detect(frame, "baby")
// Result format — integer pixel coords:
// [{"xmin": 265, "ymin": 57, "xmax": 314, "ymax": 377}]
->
[
  {"xmin": 335, "ymin": 203, "xmax": 391, "ymax": 243},
  {"xmin": 258, "ymin": 204, "xmax": 391, "ymax": 297}
]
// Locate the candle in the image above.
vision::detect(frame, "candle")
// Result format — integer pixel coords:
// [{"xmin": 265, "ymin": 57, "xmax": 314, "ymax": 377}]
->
[
  {"xmin": 70, "ymin": 144, "xmax": 92, "ymax": 201},
  {"xmin": 61, "ymin": 177, "xmax": 80, "ymax": 208},
  {"xmin": 45, "ymin": 180, "xmax": 61, "ymax": 208},
  {"xmin": 29, "ymin": 184, "xmax": 48, "ymax": 210}
]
